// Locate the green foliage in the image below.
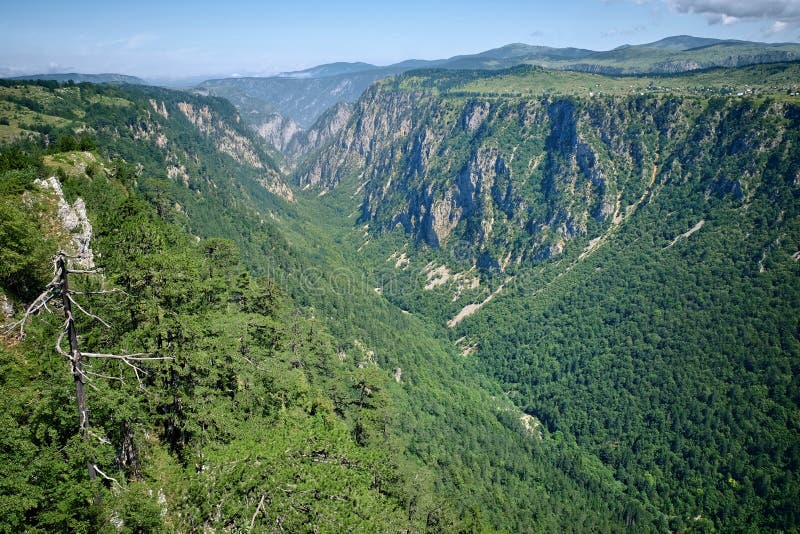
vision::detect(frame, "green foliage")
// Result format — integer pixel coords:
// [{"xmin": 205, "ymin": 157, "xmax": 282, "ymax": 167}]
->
[
  {"xmin": 0, "ymin": 131, "xmax": 430, "ymax": 531},
  {"xmin": 392, "ymin": 62, "xmax": 800, "ymax": 100},
  {"xmin": 3, "ymin": 71, "xmax": 797, "ymax": 533},
  {"xmin": 300, "ymin": 65, "xmax": 800, "ymax": 531},
  {"xmin": 422, "ymin": 92, "xmax": 800, "ymax": 531},
  {"xmin": 0, "ymin": 141, "xmax": 45, "ymax": 178},
  {"xmin": 0, "ymin": 147, "xmax": 56, "ymax": 299},
  {"xmin": 0, "ymin": 195, "xmax": 56, "ymax": 300}
]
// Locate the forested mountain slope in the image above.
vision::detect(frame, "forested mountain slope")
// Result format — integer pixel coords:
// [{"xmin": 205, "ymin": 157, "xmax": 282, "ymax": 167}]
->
[
  {"xmin": 300, "ymin": 64, "xmax": 800, "ymax": 266},
  {"xmin": 298, "ymin": 63, "xmax": 800, "ymax": 531},
  {"xmin": 197, "ymin": 37, "xmax": 800, "ymax": 131},
  {"xmin": 0, "ymin": 80, "xmax": 422, "ymax": 531},
  {"xmin": 2, "ymin": 59, "xmax": 799, "ymax": 531},
  {"xmin": 0, "ymin": 145, "xmax": 420, "ymax": 531},
  {"xmin": 0, "ymin": 82, "xmax": 654, "ymax": 531}
]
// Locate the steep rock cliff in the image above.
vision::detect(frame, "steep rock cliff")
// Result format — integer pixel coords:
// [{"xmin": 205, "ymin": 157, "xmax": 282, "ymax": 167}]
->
[
  {"xmin": 299, "ymin": 74, "xmax": 793, "ymax": 268},
  {"xmin": 285, "ymin": 102, "xmax": 354, "ymax": 165}
]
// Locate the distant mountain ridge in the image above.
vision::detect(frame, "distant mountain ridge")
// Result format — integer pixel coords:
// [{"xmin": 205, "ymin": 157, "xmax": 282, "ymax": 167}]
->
[
  {"xmin": 6, "ymin": 72, "xmax": 146, "ymax": 85},
  {"xmin": 277, "ymin": 61, "xmax": 378, "ymax": 78},
  {"xmin": 626, "ymin": 35, "xmax": 729, "ymax": 50},
  {"xmin": 195, "ymin": 35, "xmax": 800, "ymax": 156}
]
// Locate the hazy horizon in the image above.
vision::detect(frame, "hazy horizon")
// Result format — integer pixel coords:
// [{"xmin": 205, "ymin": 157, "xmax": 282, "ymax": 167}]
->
[{"xmin": 2, "ymin": 0, "xmax": 799, "ymax": 81}]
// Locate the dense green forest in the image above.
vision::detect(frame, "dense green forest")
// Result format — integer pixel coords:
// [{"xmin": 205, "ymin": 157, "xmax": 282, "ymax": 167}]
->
[
  {"xmin": 0, "ymin": 140, "xmax": 422, "ymax": 531},
  {"xmin": 295, "ymin": 65, "xmax": 800, "ymax": 532},
  {"xmin": 1, "ymin": 65, "xmax": 799, "ymax": 531},
  {"xmin": 0, "ymin": 80, "xmax": 661, "ymax": 532}
]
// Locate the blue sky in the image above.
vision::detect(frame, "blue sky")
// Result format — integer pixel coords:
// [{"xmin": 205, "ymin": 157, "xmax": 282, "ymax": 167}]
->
[{"xmin": 1, "ymin": 0, "xmax": 798, "ymax": 80}]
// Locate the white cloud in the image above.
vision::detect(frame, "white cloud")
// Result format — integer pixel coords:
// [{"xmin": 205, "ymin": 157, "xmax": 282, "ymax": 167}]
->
[
  {"xmin": 768, "ymin": 20, "xmax": 790, "ymax": 33},
  {"xmin": 47, "ymin": 62, "xmax": 76, "ymax": 73},
  {"xmin": 624, "ymin": 0, "xmax": 800, "ymax": 35},
  {"xmin": 666, "ymin": 0, "xmax": 800, "ymax": 25}
]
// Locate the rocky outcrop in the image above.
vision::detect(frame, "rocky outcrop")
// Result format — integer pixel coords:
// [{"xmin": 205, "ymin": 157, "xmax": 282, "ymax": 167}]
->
[
  {"xmin": 167, "ymin": 165, "xmax": 190, "ymax": 186},
  {"xmin": 34, "ymin": 177, "xmax": 94, "ymax": 268},
  {"xmin": 1, "ymin": 295, "xmax": 13, "ymax": 318},
  {"xmin": 149, "ymin": 99, "xmax": 169, "ymax": 119},
  {"xmin": 427, "ymin": 191, "xmax": 462, "ymax": 246},
  {"xmin": 123, "ymin": 95, "xmax": 293, "ymax": 201},
  {"xmin": 128, "ymin": 98, "xmax": 293, "ymax": 202},
  {"xmin": 298, "ymin": 84, "xmax": 626, "ymax": 262},
  {"xmin": 462, "ymin": 101, "xmax": 490, "ymax": 132},
  {"xmin": 256, "ymin": 113, "xmax": 302, "ymax": 152},
  {"xmin": 178, "ymin": 101, "xmax": 265, "ymax": 170},
  {"xmin": 253, "ymin": 102, "xmax": 355, "ymax": 171},
  {"xmin": 284, "ymin": 102, "xmax": 354, "ymax": 164},
  {"xmin": 298, "ymin": 87, "xmax": 422, "ymax": 189}
]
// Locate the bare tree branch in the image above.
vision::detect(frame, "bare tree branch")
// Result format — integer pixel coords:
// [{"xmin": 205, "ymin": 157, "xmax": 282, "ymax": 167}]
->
[
  {"xmin": 67, "ymin": 294, "xmax": 112, "ymax": 328},
  {"xmin": 2, "ymin": 285, "xmax": 60, "ymax": 338},
  {"xmin": 88, "ymin": 430, "xmax": 112, "ymax": 445},
  {"xmin": 66, "ymin": 268, "xmax": 104, "ymax": 275},
  {"xmin": 71, "ymin": 288, "xmax": 125, "ymax": 296},
  {"xmin": 3, "ymin": 251, "xmax": 169, "ymax": 498},
  {"xmin": 81, "ymin": 352, "xmax": 171, "ymax": 361},
  {"xmin": 55, "ymin": 321, "xmax": 71, "ymax": 359},
  {"xmin": 92, "ymin": 464, "xmax": 121, "ymax": 488},
  {"xmin": 250, "ymin": 493, "xmax": 267, "ymax": 532},
  {"xmin": 58, "ymin": 252, "xmax": 92, "ymax": 260},
  {"xmin": 83, "ymin": 368, "xmax": 125, "ymax": 382},
  {"xmin": 80, "ymin": 352, "xmax": 170, "ymax": 387},
  {"xmin": 125, "ymin": 360, "xmax": 147, "ymax": 384},
  {"xmin": 2, "ymin": 255, "xmax": 67, "ymax": 339},
  {"xmin": 72, "ymin": 366, "xmax": 102, "ymax": 392}
]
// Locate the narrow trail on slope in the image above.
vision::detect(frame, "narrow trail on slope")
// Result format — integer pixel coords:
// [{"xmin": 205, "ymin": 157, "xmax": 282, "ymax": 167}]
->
[
  {"xmin": 665, "ymin": 219, "xmax": 705, "ymax": 248},
  {"xmin": 447, "ymin": 278, "xmax": 512, "ymax": 328}
]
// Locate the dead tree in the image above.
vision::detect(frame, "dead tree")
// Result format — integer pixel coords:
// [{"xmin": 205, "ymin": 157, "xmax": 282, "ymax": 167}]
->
[
  {"xmin": 3, "ymin": 251, "xmax": 170, "ymax": 491},
  {"xmin": 57, "ymin": 252, "xmax": 98, "ymax": 483}
]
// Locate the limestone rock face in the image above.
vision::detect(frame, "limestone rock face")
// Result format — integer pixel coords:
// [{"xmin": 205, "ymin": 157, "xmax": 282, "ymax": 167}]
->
[
  {"xmin": 0, "ymin": 295, "xmax": 13, "ymax": 318},
  {"xmin": 35, "ymin": 177, "xmax": 95, "ymax": 268},
  {"xmin": 297, "ymin": 77, "xmax": 784, "ymax": 268},
  {"xmin": 283, "ymin": 102, "xmax": 354, "ymax": 165},
  {"xmin": 427, "ymin": 191, "xmax": 462, "ymax": 247},
  {"xmin": 462, "ymin": 101, "xmax": 490, "ymax": 132},
  {"xmin": 178, "ymin": 101, "xmax": 265, "ymax": 170},
  {"xmin": 257, "ymin": 113, "xmax": 302, "ymax": 152},
  {"xmin": 173, "ymin": 101, "xmax": 293, "ymax": 201}
]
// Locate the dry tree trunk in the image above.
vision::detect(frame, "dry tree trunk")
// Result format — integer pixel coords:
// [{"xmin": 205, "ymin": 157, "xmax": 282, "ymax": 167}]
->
[{"xmin": 57, "ymin": 253, "xmax": 99, "ymax": 485}]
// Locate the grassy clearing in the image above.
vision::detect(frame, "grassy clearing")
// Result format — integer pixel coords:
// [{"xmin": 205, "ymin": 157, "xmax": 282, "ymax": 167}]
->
[
  {"xmin": 0, "ymin": 99, "xmax": 75, "ymax": 141},
  {"xmin": 87, "ymin": 94, "xmax": 132, "ymax": 107}
]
